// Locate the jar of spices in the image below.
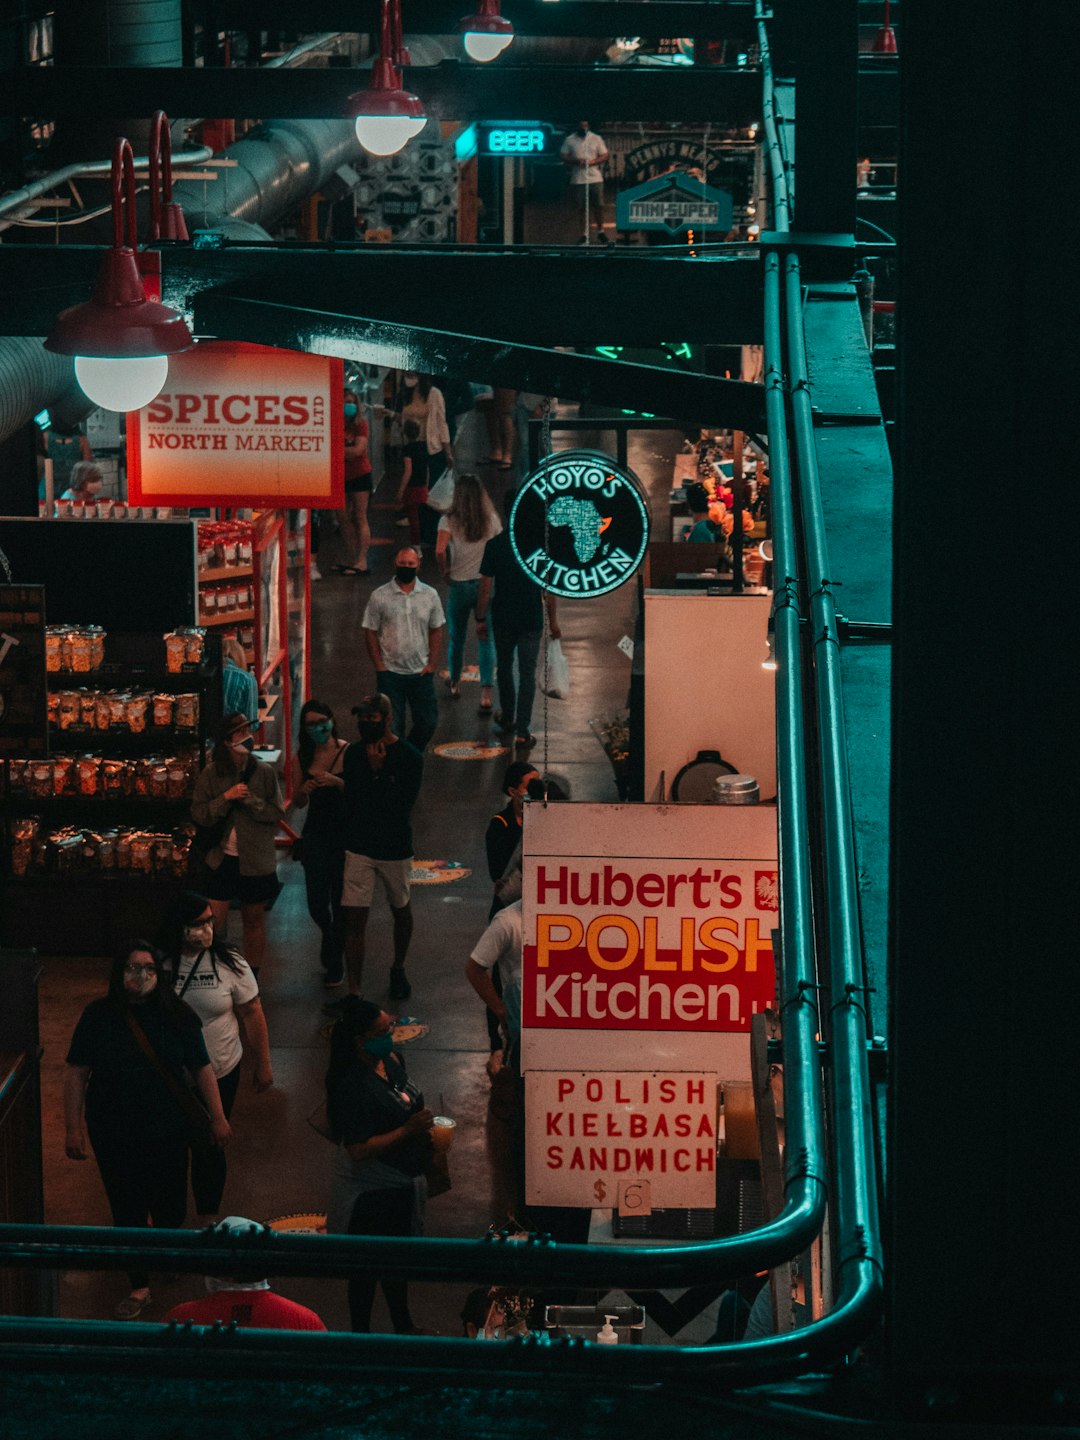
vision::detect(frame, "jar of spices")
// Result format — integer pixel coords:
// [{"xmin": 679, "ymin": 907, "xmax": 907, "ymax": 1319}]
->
[
  {"xmin": 184, "ymin": 629, "xmax": 206, "ymax": 665},
  {"xmin": 132, "ymin": 759, "xmax": 152, "ymax": 799},
  {"xmin": 200, "ymin": 586, "xmax": 219, "ymax": 619},
  {"xmin": 164, "ymin": 632, "xmax": 187, "ymax": 673},
  {"xmin": 166, "ymin": 760, "xmax": 189, "ymax": 800},
  {"xmin": 70, "ymin": 632, "xmax": 93, "ymax": 673},
  {"xmin": 29, "ymin": 760, "xmax": 53, "ymax": 798},
  {"xmin": 125, "ymin": 693, "xmax": 150, "ymax": 734},
  {"xmin": 130, "ymin": 834, "xmax": 154, "ymax": 872},
  {"xmin": 149, "ymin": 761, "xmax": 170, "ymax": 799},
  {"xmin": 96, "ymin": 692, "xmax": 114, "ymax": 730},
  {"xmin": 77, "ymin": 755, "xmax": 100, "ymax": 797},
  {"xmin": 52, "ymin": 756, "xmax": 74, "ymax": 795},
  {"xmin": 47, "ymin": 693, "xmax": 60, "ymax": 727},
  {"xmin": 86, "ymin": 627, "xmax": 106, "ymax": 669},
  {"xmin": 98, "ymin": 831, "xmax": 118, "ymax": 869},
  {"xmin": 8, "ymin": 758, "xmax": 27, "ymax": 791},
  {"xmin": 45, "ymin": 631, "xmax": 63, "ymax": 673},
  {"xmin": 60, "ymin": 631, "xmax": 75, "ymax": 670},
  {"xmin": 152, "ymin": 693, "xmax": 175, "ymax": 728},
  {"xmin": 98, "ymin": 760, "xmax": 123, "ymax": 798},
  {"xmin": 116, "ymin": 831, "xmax": 132, "ymax": 868},
  {"xmin": 108, "ymin": 692, "xmax": 128, "ymax": 728},
  {"xmin": 174, "ymin": 693, "xmax": 199, "ymax": 730},
  {"xmin": 80, "ymin": 690, "xmax": 97, "ymax": 727},
  {"xmin": 58, "ymin": 690, "xmax": 81, "ymax": 729}
]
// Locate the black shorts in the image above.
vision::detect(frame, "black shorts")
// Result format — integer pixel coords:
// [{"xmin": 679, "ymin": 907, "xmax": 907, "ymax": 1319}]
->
[
  {"xmin": 345, "ymin": 473, "xmax": 373, "ymax": 495},
  {"xmin": 203, "ymin": 854, "xmax": 281, "ymax": 907}
]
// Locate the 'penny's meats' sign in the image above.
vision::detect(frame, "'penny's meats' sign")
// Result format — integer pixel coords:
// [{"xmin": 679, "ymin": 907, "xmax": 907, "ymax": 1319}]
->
[{"xmin": 128, "ymin": 341, "xmax": 344, "ymax": 508}]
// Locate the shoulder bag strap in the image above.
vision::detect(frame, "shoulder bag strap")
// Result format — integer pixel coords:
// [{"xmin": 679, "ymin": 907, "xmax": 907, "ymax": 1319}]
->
[{"xmin": 121, "ymin": 1007, "xmax": 213, "ymax": 1136}]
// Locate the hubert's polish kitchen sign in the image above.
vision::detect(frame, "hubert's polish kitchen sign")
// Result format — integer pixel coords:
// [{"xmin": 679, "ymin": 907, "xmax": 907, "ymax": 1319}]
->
[
  {"xmin": 521, "ymin": 802, "xmax": 777, "ymax": 1207},
  {"xmin": 128, "ymin": 341, "xmax": 344, "ymax": 508}
]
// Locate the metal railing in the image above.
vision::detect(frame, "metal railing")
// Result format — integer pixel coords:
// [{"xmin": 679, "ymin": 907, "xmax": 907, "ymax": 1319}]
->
[{"xmin": 0, "ymin": 2, "xmax": 883, "ymax": 1386}]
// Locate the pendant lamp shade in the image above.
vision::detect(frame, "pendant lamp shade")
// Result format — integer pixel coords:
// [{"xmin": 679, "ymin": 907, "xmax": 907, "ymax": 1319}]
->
[{"xmin": 44, "ymin": 138, "xmax": 192, "ymax": 412}]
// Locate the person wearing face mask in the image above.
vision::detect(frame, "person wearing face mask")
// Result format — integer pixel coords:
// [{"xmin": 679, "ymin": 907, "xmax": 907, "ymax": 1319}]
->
[
  {"xmin": 485, "ymin": 762, "xmax": 541, "ymax": 913},
  {"xmin": 160, "ymin": 892, "xmax": 272, "ymax": 1223},
  {"xmin": 325, "ymin": 997, "xmax": 434, "ymax": 1334},
  {"xmin": 59, "ymin": 460, "xmax": 105, "ymax": 505},
  {"xmin": 331, "ymin": 693, "xmax": 424, "ymax": 1007},
  {"xmin": 191, "ymin": 712, "xmax": 285, "ymax": 973},
  {"xmin": 63, "ymin": 939, "xmax": 231, "ymax": 1320},
  {"xmin": 334, "ymin": 389, "xmax": 373, "ymax": 576},
  {"xmin": 362, "ymin": 546, "xmax": 446, "ymax": 751},
  {"xmin": 559, "ymin": 119, "xmax": 609, "ymax": 244},
  {"xmin": 290, "ymin": 699, "xmax": 349, "ymax": 986}
]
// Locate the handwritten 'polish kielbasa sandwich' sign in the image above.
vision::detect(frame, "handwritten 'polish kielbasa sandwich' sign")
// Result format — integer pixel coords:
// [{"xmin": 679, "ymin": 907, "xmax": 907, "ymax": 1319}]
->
[{"xmin": 127, "ymin": 341, "xmax": 344, "ymax": 508}]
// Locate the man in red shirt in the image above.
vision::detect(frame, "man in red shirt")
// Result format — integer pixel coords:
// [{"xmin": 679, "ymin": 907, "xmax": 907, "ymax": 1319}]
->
[{"xmin": 164, "ymin": 1216, "xmax": 327, "ymax": 1332}]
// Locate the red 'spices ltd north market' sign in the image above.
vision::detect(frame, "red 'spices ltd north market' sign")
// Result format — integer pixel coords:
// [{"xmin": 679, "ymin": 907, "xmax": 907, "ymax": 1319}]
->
[{"xmin": 127, "ymin": 342, "xmax": 344, "ymax": 508}]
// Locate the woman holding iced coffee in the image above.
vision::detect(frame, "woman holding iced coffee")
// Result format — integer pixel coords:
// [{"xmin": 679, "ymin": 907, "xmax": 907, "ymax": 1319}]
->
[{"xmin": 325, "ymin": 997, "xmax": 435, "ymax": 1334}]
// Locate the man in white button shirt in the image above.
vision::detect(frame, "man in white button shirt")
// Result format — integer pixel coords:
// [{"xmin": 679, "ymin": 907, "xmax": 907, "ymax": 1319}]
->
[
  {"xmin": 560, "ymin": 119, "xmax": 609, "ymax": 245},
  {"xmin": 362, "ymin": 546, "xmax": 446, "ymax": 749}
]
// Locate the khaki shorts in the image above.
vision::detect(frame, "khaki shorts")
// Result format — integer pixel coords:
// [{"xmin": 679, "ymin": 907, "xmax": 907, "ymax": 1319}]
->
[{"xmin": 342, "ymin": 852, "xmax": 412, "ymax": 910}]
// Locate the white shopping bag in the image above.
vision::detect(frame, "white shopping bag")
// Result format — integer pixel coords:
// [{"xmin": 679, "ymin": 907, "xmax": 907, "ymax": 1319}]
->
[{"xmin": 544, "ymin": 638, "xmax": 571, "ymax": 699}]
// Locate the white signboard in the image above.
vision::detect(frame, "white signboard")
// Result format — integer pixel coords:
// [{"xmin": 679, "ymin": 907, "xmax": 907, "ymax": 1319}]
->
[{"xmin": 526, "ymin": 1070, "xmax": 717, "ymax": 1209}]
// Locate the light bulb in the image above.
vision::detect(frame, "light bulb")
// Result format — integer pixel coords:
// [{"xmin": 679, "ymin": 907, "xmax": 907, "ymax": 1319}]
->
[
  {"xmin": 463, "ymin": 29, "xmax": 513, "ymax": 61},
  {"xmin": 762, "ymin": 636, "xmax": 778, "ymax": 671},
  {"xmin": 75, "ymin": 354, "xmax": 169, "ymax": 412},
  {"xmin": 353, "ymin": 114, "xmax": 426, "ymax": 157}
]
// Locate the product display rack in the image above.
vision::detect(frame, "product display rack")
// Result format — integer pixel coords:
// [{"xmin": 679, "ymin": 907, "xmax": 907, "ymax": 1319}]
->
[{"xmin": 1, "ymin": 629, "xmax": 224, "ymax": 956}]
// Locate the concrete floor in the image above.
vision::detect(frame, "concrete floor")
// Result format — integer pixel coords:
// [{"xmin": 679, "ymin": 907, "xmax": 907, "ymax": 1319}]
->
[{"xmin": 37, "ymin": 406, "xmax": 688, "ymax": 1333}]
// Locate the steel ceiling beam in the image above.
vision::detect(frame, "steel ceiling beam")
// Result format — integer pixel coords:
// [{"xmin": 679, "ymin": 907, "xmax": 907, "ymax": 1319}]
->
[
  {"xmin": 1, "ymin": 61, "xmax": 748, "ymax": 123},
  {"xmin": 191, "ymin": 283, "xmax": 767, "ymax": 428},
  {"xmin": 2, "ymin": 61, "xmax": 898, "ymax": 125},
  {"xmin": 0, "ymin": 243, "xmax": 763, "ymax": 344},
  {"xmin": 212, "ymin": 0, "xmax": 760, "ymax": 40}
]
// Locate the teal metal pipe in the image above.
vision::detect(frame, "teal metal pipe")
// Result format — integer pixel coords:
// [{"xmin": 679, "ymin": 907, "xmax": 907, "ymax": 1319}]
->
[{"xmin": 782, "ymin": 247, "xmax": 886, "ymax": 1343}]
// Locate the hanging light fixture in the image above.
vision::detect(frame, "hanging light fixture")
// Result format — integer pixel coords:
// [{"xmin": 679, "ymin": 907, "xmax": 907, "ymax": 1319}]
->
[
  {"xmin": 461, "ymin": 0, "xmax": 514, "ymax": 62},
  {"xmin": 148, "ymin": 110, "xmax": 190, "ymax": 242},
  {"xmin": 44, "ymin": 137, "xmax": 192, "ymax": 412},
  {"xmin": 346, "ymin": 0, "xmax": 426, "ymax": 157},
  {"xmin": 870, "ymin": 0, "xmax": 898, "ymax": 54}
]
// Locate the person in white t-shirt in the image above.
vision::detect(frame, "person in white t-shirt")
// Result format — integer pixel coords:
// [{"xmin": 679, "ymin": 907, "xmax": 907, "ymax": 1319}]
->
[
  {"xmin": 162, "ymin": 891, "xmax": 273, "ymax": 1222},
  {"xmin": 465, "ymin": 899, "xmax": 523, "ymax": 1073},
  {"xmin": 560, "ymin": 120, "xmax": 610, "ymax": 245},
  {"xmin": 436, "ymin": 472, "xmax": 502, "ymax": 711}
]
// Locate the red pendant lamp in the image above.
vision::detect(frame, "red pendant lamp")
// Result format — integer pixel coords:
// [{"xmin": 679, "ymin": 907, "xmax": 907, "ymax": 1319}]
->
[
  {"xmin": 44, "ymin": 138, "xmax": 193, "ymax": 412},
  {"xmin": 871, "ymin": 0, "xmax": 898, "ymax": 54},
  {"xmin": 461, "ymin": 0, "xmax": 514, "ymax": 62},
  {"xmin": 148, "ymin": 110, "xmax": 190, "ymax": 242},
  {"xmin": 345, "ymin": 0, "xmax": 427, "ymax": 157}
]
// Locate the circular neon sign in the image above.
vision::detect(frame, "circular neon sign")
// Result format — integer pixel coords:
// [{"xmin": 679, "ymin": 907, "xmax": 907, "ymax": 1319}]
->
[{"xmin": 509, "ymin": 449, "xmax": 650, "ymax": 599}]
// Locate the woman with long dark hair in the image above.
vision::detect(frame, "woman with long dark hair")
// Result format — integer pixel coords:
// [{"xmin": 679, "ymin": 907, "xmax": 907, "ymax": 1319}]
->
[
  {"xmin": 325, "ymin": 997, "xmax": 434, "ymax": 1334},
  {"xmin": 63, "ymin": 939, "xmax": 231, "ymax": 1320},
  {"xmin": 191, "ymin": 711, "xmax": 285, "ymax": 972},
  {"xmin": 401, "ymin": 372, "xmax": 453, "ymax": 544},
  {"xmin": 289, "ymin": 698, "xmax": 349, "ymax": 986},
  {"xmin": 160, "ymin": 891, "xmax": 273, "ymax": 1223},
  {"xmin": 335, "ymin": 388, "xmax": 373, "ymax": 576},
  {"xmin": 436, "ymin": 472, "xmax": 500, "ymax": 709}
]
